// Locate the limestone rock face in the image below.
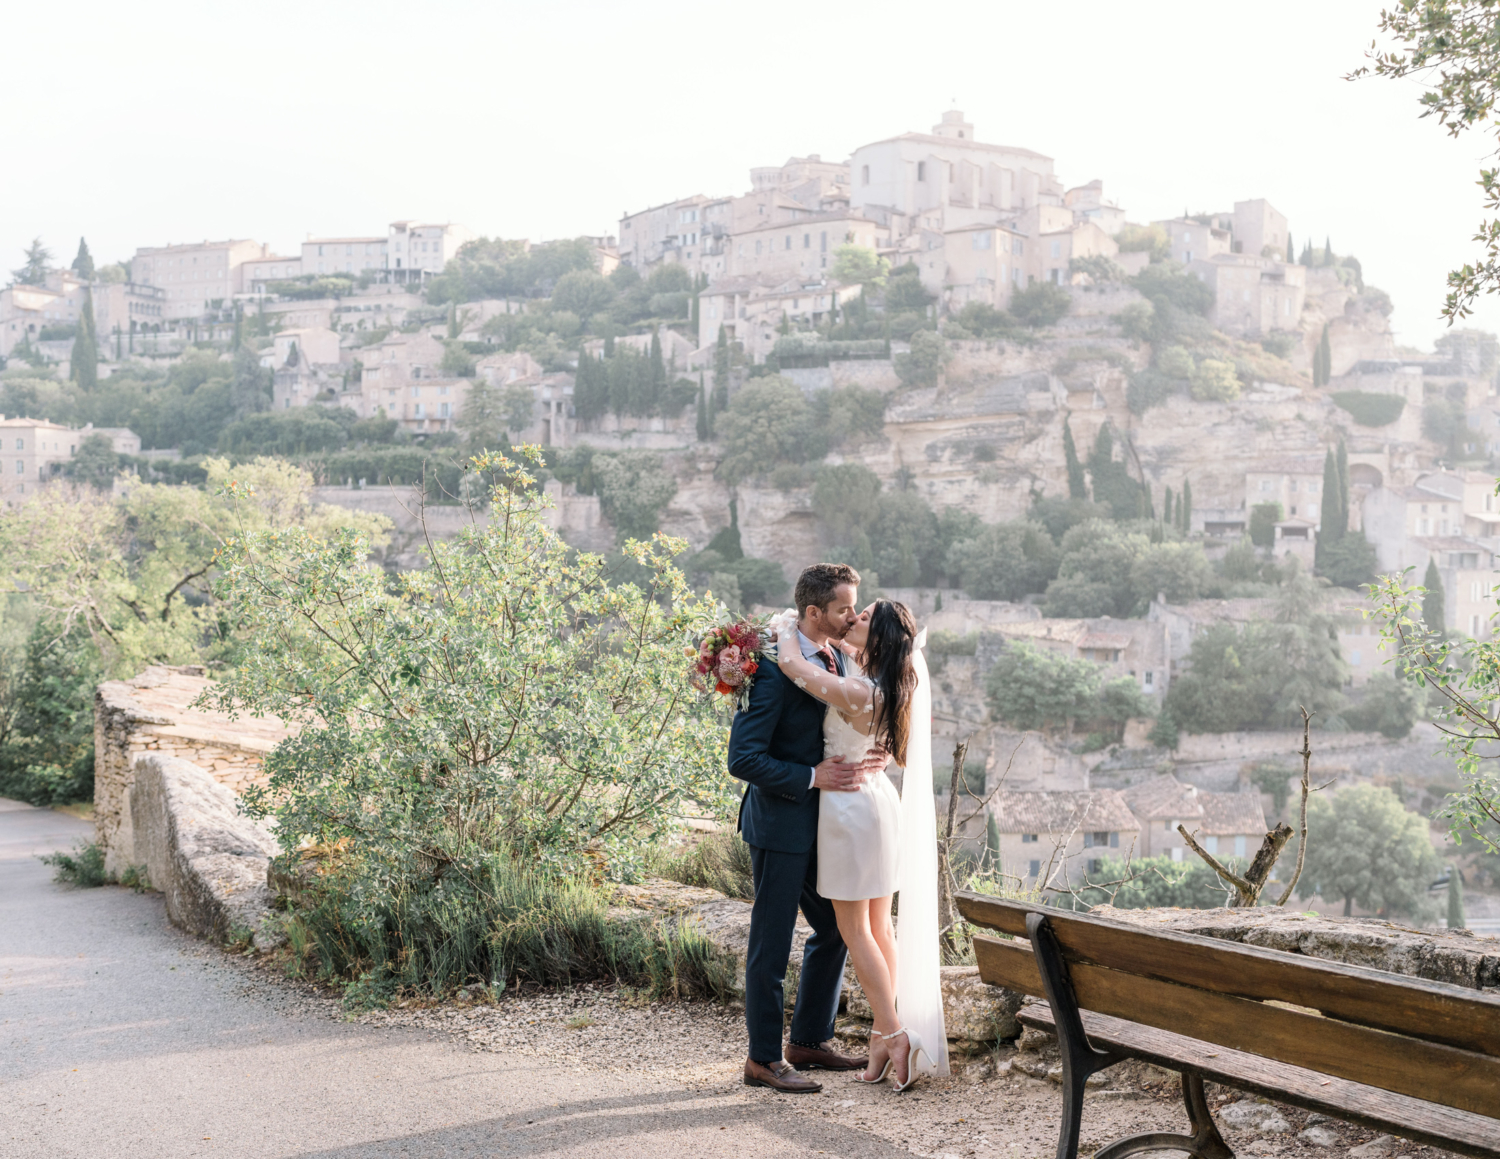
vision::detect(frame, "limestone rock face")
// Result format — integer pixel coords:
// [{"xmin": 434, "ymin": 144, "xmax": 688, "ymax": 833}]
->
[{"xmin": 129, "ymin": 755, "xmax": 282, "ymax": 949}]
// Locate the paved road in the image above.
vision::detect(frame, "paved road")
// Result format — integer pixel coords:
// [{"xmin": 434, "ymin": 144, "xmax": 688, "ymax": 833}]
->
[{"xmin": 0, "ymin": 799, "xmax": 912, "ymax": 1159}]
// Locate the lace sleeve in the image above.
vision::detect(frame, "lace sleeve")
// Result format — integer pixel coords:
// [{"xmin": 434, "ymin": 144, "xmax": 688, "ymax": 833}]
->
[{"xmin": 771, "ymin": 617, "xmax": 878, "ymax": 723}]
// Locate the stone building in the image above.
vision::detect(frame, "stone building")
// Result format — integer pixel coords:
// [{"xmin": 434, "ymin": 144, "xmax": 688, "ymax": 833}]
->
[
  {"xmin": 985, "ymin": 789, "xmax": 1140, "ymax": 891},
  {"xmin": 1188, "ymin": 253, "xmax": 1306, "ymax": 336},
  {"xmin": 1122, "ymin": 774, "xmax": 1268, "ymax": 862},
  {"xmin": 352, "ymin": 330, "xmax": 465, "ymax": 432},
  {"xmin": 131, "ymin": 239, "xmax": 267, "ymax": 319}
]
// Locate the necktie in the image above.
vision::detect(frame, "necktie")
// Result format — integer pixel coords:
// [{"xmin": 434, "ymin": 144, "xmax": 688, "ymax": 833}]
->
[{"xmin": 815, "ymin": 647, "xmax": 838, "ymax": 675}]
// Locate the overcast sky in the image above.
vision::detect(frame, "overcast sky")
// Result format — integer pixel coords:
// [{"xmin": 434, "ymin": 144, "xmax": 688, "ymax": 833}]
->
[{"xmin": 4, "ymin": 0, "xmax": 1496, "ymax": 348}]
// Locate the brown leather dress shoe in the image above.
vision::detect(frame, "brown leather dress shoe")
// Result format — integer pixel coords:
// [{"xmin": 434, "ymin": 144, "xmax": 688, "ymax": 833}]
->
[
  {"xmin": 743, "ymin": 1058, "xmax": 822, "ymax": 1092},
  {"xmin": 784, "ymin": 1039, "xmax": 870, "ymax": 1071}
]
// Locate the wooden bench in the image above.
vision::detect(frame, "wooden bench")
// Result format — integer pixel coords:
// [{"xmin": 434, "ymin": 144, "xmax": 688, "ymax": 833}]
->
[{"xmin": 955, "ymin": 892, "xmax": 1500, "ymax": 1159}]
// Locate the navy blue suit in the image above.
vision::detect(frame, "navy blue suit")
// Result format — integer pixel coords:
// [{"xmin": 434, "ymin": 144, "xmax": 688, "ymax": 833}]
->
[{"xmin": 728, "ymin": 646, "xmax": 848, "ymax": 1063}]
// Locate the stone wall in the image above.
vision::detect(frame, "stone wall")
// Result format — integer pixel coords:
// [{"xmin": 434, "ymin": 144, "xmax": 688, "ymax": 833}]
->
[{"xmin": 95, "ymin": 665, "xmax": 293, "ymax": 876}]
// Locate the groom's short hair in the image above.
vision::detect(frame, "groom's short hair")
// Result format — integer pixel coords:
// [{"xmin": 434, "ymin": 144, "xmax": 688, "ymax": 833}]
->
[{"xmin": 795, "ymin": 563, "xmax": 861, "ymax": 616}]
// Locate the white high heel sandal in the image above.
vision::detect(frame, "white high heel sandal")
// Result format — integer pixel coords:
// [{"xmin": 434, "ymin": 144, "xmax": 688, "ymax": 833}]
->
[
  {"xmin": 854, "ymin": 1027, "xmax": 901, "ymax": 1084},
  {"xmin": 890, "ymin": 1028, "xmax": 929, "ymax": 1093}
]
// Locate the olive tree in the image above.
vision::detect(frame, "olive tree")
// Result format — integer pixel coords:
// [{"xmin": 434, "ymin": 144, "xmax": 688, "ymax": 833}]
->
[{"xmin": 209, "ymin": 450, "xmax": 729, "ymax": 884}]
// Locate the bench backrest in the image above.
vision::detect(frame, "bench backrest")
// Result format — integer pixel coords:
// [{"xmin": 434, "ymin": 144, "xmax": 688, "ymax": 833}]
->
[{"xmin": 956, "ymin": 891, "xmax": 1500, "ymax": 1118}]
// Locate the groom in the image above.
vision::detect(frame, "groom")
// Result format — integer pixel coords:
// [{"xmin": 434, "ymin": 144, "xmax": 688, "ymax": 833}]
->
[{"xmin": 728, "ymin": 562, "xmax": 882, "ymax": 1092}]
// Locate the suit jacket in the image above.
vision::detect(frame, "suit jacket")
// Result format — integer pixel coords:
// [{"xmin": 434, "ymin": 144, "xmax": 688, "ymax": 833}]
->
[{"xmin": 727, "ymin": 642, "xmax": 843, "ymax": 854}]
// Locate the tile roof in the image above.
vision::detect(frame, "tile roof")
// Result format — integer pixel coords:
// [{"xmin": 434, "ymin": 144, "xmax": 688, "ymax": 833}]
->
[
  {"xmin": 1198, "ymin": 791, "xmax": 1268, "ymax": 836},
  {"xmin": 989, "ymin": 790, "xmax": 1138, "ymax": 834},
  {"xmin": 1122, "ymin": 774, "xmax": 1201, "ymax": 821}
]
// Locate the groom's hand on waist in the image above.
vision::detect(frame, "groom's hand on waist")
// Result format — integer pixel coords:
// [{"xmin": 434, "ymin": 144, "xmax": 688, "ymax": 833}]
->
[{"xmin": 813, "ymin": 754, "xmax": 866, "ymax": 792}]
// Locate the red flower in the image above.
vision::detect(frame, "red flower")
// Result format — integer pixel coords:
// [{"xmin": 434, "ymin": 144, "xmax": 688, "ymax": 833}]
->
[
  {"xmin": 716, "ymin": 680, "xmax": 734, "ymax": 695},
  {"xmin": 742, "ymin": 660, "xmax": 759, "ymax": 674}
]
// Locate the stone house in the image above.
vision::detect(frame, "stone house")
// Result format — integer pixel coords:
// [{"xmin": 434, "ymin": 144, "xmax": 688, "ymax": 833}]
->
[
  {"xmin": 1244, "ymin": 457, "xmax": 1328, "ymax": 526},
  {"xmin": 1064, "ymin": 180, "xmax": 1126, "ymax": 236},
  {"xmin": 131, "ymin": 239, "xmax": 267, "ymax": 319},
  {"xmin": 985, "ymin": 789, "xmax": 1140, "ymax": 891},
  {"xmin": 1231, "ymin": 199, "xmax": 1290, "ymax": 259},
  {"xmin": 988, "ymin": 616, "xmax": 1172, "ymax": 699},
  {"xmin": 942, "ymin": 222, "xmax": 1027, "ymax": 310},
  {"xmin": 1153, "ymin": 216, "xmax": 1232, "ymax": 267},
  {"xmin": 1188, "ymin": 252, "xmax": 1306, "ymax": 336},
  {"xmin": 353, "ymin": 331, "xmax": 466, "ymax": 432},
  {"xmin": 1122, "ymin": 774, "xmax": 1268, "ymax": 862},
  {"xmin": 728, "ymin": 213, "xmax": 888, "ymax": 282}
]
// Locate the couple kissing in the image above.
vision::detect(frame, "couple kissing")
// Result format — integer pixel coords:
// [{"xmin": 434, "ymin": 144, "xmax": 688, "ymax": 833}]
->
[{"xmin": 728, "ymin": 562, "xmax": 948, "ymax": 1094}]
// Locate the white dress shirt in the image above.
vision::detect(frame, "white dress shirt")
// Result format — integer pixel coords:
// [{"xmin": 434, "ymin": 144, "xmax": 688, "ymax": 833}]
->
[{"xmin": 798, "ymin": 628, "xmax": 836, "ymax": 789}]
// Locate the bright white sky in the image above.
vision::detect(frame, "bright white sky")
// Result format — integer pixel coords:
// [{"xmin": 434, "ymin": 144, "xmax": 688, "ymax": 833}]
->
[{"xmin": 4, "ymin": 0, "xmax": 1497, "ymax": 348}]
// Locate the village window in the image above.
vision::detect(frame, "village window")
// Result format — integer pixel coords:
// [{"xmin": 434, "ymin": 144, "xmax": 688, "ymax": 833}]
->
[
  {"xmin": 13, "ymin": 439, "xmax": 20, "ymax": 450},
  {"xmin": 755, "ymin": 241, "xmax": 762, "ymax": 256},
  {"xmin": 803, "ymin": 234, "xmax": 810, "ymax": 248},
  {"xmin": 1012, "ymin": 238, "xmax": 1023, "ymax": 256},
  {"xmin": 1088, "ymin": 859, "xmax": 1103, "ymax": 875},
  {"xmin": 1234, "ymin": 836, "xmax": 1248, "ymax": 858},
  {"xmin": 917, "ymin": 161, "xmax": 926, "ymax": 182},
  {"xmin": 972, "ymin": 232, "xmax": 991, "ymax": 251},
  {"xmin": 1021, "ymin": 833, "xmax": 1037, "ymax": 844},
  {"xmin": 820, "ymin": 231, "xmax": 828, "ymax": 252},
  {"xmin": 1473, "ymin": 614, "xmax": 1482, "ymax": 635},
  {"xmin": 1163, "ymin": 819, "xmax": 1173, "ymax": 831},
  {"xmin": 14, "ymin": 461, "xmax": 21, "ymax": 475},
  {"xmin": 1028, "ymin": 860, "xmax": 1041, "ymax": 878},
  {"xmin": 1050, "ymin": 240, "xmax": 1061, "ymax": 259},
  {"xmin": 414, "ymin": 404, "xmax": 425, "ymax": 418},
  {"xmin": 862, "ymin": 165, "xmax": 870, "ymax": 185},
  {"xmin": 785, "ymin": 237, "xmax": 792, "ymax": 250},
  {"xmin": 440, "ymin": 403, "xmax": 450, "ymax": 418},
  {"xmin": 1144, "ymin": 671, "xmax": 1154, "ymax": 689}
]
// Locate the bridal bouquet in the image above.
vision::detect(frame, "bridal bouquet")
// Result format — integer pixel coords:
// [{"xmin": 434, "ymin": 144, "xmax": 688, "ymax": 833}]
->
[{"xmin": 690, "ymin": 616, "xmax": 775, "ymax": 709}]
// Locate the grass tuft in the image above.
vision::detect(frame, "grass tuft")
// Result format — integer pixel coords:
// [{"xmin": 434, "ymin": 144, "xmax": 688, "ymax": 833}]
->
[
  {"xmin": 648, "ymin": 829, "xmax": 755, "ymax": 900},
  {"xmin": 40, "ymin": 842, "xmax": 108, "ymax": 888}
]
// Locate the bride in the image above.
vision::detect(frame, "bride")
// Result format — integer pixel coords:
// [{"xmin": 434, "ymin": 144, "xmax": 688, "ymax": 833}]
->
[{"xmin": 771, "ymin": 599, "xmax": 949, "ymax": 1090}]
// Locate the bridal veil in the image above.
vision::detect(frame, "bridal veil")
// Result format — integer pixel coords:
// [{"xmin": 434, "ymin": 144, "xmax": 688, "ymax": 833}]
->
[{"xmin": 895, "ymin": 630, "xmax": 949, "ymax": 1076}]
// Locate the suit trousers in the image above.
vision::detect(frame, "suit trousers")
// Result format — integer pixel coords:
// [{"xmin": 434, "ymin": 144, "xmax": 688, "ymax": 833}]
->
[{"xmin": 745, "ymin": 840, "xmax": 848, "ymax": 1063}]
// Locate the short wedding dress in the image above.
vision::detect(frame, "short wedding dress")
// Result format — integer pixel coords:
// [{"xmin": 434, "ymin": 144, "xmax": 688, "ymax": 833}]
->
[{"xmin": 815, "ymin": 673, "xmax": 903, "ymax": 901}]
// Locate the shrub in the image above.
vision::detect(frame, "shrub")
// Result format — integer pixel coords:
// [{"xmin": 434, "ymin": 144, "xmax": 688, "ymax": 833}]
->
[
  {"xmin": 1008, "ymin": 283, "xmax": 1072, "ymax": 328},
  {"xmin": 282, "ymin": 848, "xmax": 738, "ymax": 1004},
  {"xmin": 649, "ymin": 830, "xmax": 754, "ymax": 900},
  {"xmin": 985, "ymin": 641, "xmax": 1101, "ymax": 732},
  {"xmin": 593, "ymin": 452, "xmax": 678, "ymax": 543},
  {"xmin": 715, "ymin": 376, "xmax": 825, "ymax": 483},
  {"xmin": 1189, "ymin": 358, "xmax": 1241, "ymax": 402},
  {"xmin": 210, "ymin": 448, "xmax": 730, "ymax": 896},
  {"xmin": 895, "ymin": 329, "xmax": 950, "ymax": 387},
  {"xmin": 1156, "ymin": 344, "xmax": 1194, "ymax": 378},
  {"xmin": 41, "ymin": 842, "xmax": 109, "ymax": 888},
  {"xmin": 1114, "ymin": 300, "xmax": 1155, "ymax": 343},
  {"xmin": 1126, "ymin": 369, "xmax": 1178, "ymax": 414},
  {"xmin": 1330, "ymin": 391, "xmax": 1405, "ymax": 427},
  {"xmin": 1070, "ymin": 855, "xmax": 1241, "ymax": 909},
  {"xmin": 1343, "ymin": 672, "xmax": 1421, "ymax": 739},
  {"xmin": 947, "ymin": 522, "xmax": 1059, "ymax": 600},
  {"xmin": 1260, "ymin": 332, "xmax": 1298, "ymax": 359},
  {"xmin": 1115, "ymin": 224, "xmax": 1170, "ymax": 261},
  {"xmin": 1248, "ymin": 502, "xmax": 1283, "ymax": 547},
  {"xmin": 1319, "ymin": 532, "xmax": 1377, "ymax": 589},
  {"xmin": 1131, "ymin": 265, "xmax": 1215, "ymax": 316}
]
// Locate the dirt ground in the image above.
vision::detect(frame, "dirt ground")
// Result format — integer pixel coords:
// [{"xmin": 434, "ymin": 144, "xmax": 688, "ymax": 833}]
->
[{"xmin": 244, "ymin": 957, "xmax": 1456, "ymax": 1159}]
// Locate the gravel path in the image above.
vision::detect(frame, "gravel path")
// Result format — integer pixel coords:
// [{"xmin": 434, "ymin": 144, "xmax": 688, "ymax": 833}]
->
[{"xmin": 0, "ymin": 798, "xmax": 1453, "ymax": 1159}]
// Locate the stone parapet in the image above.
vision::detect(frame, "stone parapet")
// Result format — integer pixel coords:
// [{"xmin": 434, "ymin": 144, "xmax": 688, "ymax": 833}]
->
[
  {"xmin": 95, "ymin": 665, "xmax": 293, "ymax": 875},
  {"xmin": 128, "ymin": 753, "xmax": 282, "ymax": 948}
]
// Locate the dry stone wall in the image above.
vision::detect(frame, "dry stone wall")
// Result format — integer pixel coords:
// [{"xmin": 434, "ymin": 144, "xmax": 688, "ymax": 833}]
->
[{"xmin": 95, "ymin": 665, "xmax": 292, "ymax": 876}]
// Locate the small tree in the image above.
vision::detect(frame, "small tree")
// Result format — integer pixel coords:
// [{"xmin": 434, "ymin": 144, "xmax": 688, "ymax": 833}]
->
[
  {"xmin": 71, "ymin": 237, "xmax": 95, "ymax": 281},
  {"xmin": 985, "ymin": 641, "xmax": 1101, "ymax": 735},
  {"xmin": 695, "ymin": 374, "xmax": 708, "ymax": 441},
  {"xmin": 1179, "ymin": 478, "xmax": 1192, "ymax": 533},
  {"xmin": 1297, "ymin": 785, "xmax": 1439, "ymax": 918},
  {"xmin": 70, "ymin": 289, "xmax": 98, "ymax": 391},
  {"xmin": 830, "ymin": 245, "xmax": 889, "ymax": 290},
  {"xmin": 11, "ymin": 237, "xmax": 52, "ymax": 286},
  {"xmin": 1448, "ymin": 866, "xmax": 1467, "ymax": 929},
  {"xmin": 1314, "ymin": 324, "xmax": 1332, "ymax": 386},
  {"xmin": 1062, "ymin": 417, "xmax": 1087, "ymax": 499},
  {"xmin": 1189, "ymin": 358, "xmax": 1240, "ymax": 401},
  {"xmin": 985, "ymin": 811, "xmax": 1002, "ymax": 872},
  {"xmin": 894, "ymin": 329, "xmax": 950, "ymax": 388},
  {"xmin": 1008, "ymin": 282, "xmax": 1072, "ymax": 328},
  {"xmin": 1423, "ymin": 557, "xmax": 1446, "ymax": 633},
  {"xmin": 1249, "ymin": 501, "xmax": 1283, "ymax": 547}
]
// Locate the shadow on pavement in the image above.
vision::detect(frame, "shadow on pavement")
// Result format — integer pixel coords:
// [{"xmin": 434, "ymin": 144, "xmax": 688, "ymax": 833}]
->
[{"xmin": 287, "ymin": 1086, "xmax": 915, "ymax": 1158}]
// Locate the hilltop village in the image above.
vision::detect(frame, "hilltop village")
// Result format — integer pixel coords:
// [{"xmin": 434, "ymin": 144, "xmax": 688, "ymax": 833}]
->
[{"xmin": 3, "ymin": 109, "xmax": 1495, "ymax": 909}]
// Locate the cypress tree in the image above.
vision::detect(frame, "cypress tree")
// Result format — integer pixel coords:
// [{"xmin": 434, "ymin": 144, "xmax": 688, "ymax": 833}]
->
[
  {"xmin": 690, "ymin": 285, "xmax": 700, "ymax": 331},
  {"xmin": 1318, "ymin": 448, "xmax": 1342, "ymax": 560},
  {"xmin": 1300, "ymin": 241, "xmax": 1313, "ymax": 267},
  {"xmin": 649, "ymin": 326, "xmax": 665, "ymax": 414},
  {"xmin": 1180, "ymin": 478, "xmax": 1192, "ymax": 533},
  {"xmin": 1323, "ymin": 236, "xmax": 1334, "ymax": 266},
  {"xmin": 1313, "ymin": 324, "xmax": 1332, "ymax": 387},
  {"xmin": 985, "ymin": 811, "xmax": 1002, "ymax": 872},
  {"xmin": 1447, "ymin": 867, "xmax": 1467, "ymax": 929},
  {"xmin": 1336, "ymin": 439, "xmax": 1350, "ymax": 534},
  {"xmin": 1163, "ymin": 486, "xmax": 1174, "ymax": 528},
  {"xmin": 603, "ymin": 330, "xmax": 615, "ymax": 357},
  {"xmin": 70, "ymin": 287, "xmax": 98, "ymax": 390},
  {"xmin": 934, "ymin": 591, "xmax": 942, "ymax": 612},
  {"xmin": 1423, "ymin": 557, "xmax": 1446, "ymax": 633},
  {"xmin": 71, "ymin": 237, "xmax": 94, "ymax": 280},
  {"xmin": 1286, "ymin": 235, "xmax": 1295, "ymax": 264},
  {"xmin": 1063, "ymin": 417, "xmax": 1087, "ymax": 499},
  {"xmin": 712, "ymin": 326, "xmax": 730, "ymax": 416},
  {"xmin": 447, "ymin": 302, "xmax": 459, "ymax": 339},
  {"xmin": 695, "ymin": 371, "xmax": 708, "ymax": 441}
]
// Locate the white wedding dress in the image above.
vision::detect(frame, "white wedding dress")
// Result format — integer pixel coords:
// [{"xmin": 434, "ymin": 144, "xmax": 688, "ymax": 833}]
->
[
  {"xmin": 771, "ymin": 614, "xmax": 949, "ymax": 1077},
  {"xmin": 817, "ymin": 676, "xmax": 903, "ymax": 901}
]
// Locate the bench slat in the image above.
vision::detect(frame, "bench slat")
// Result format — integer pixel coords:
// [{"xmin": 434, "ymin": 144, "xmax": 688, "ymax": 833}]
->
[
  {"xmin": 1017, "ymin": 1003, "xmax": 1500, "ymax": 1159},
  {"xmin": 956, "ymin": 891, "xmax": 1500, "ymax": 1056},
  {"xmin": 973, "ymin": 934, "xmax": 1500, "ymax": 1117}
]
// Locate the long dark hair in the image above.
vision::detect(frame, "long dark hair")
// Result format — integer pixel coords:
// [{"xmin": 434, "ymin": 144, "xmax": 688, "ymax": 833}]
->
[{"xmin": 861, "ymin": 600, "xmax": 918, "ymax": 766}]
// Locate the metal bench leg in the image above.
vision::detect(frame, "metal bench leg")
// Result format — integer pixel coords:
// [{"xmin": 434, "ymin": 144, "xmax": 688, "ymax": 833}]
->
[
  {"xmin": 1093, "ymin": 1073, "xmax": 1235, "ymax": 1159},
  {"xmin": 1025, "ymin": 913, "xmax": 1123, "ymax": 1159}
]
